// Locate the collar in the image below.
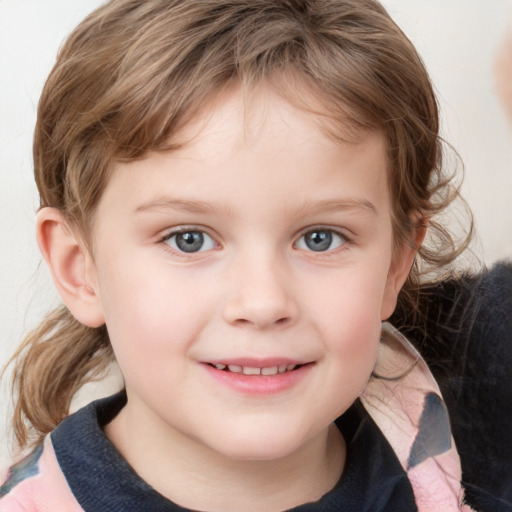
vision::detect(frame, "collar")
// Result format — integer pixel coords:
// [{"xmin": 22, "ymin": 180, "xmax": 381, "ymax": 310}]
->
[
  {"xmin": 52, "ymin": 390, "xmax": 415, "ymax": 511},
  {"xmin": 360, "ymin": 322, "xmax": 475, "ymax": 512}
]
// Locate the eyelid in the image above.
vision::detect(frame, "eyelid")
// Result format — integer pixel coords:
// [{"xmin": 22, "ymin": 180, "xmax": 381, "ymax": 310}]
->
[
  {"xmin": 294, "ymin": 225, "xmax": 351, "ymax": 240},
  {"xmin": 160, "ymin": 224, "xmax": 218, "ymax": 239}
]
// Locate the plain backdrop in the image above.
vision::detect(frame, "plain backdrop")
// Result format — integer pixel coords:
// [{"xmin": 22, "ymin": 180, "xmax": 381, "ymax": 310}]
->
[{"xmin": 1, "ymin": 0, "xmax": 512, "ymax": 467}]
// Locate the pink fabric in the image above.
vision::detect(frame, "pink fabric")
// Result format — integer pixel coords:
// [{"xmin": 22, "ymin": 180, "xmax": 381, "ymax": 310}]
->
[
  {"xmin": 361, "ymin": 323, "xmax": 475, "ymax": 512},
  {"xmin": 0, "ymin": 437, "xmax": 83, "ymax": 511}
]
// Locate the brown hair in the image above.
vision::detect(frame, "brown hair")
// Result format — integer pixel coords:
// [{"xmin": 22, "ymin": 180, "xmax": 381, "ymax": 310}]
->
[{"xmin": 9, "ymin": 0, "xmax": 471, "ymax": 448}]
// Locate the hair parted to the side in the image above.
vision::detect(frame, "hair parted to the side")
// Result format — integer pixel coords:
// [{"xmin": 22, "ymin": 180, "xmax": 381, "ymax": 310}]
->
[{"xmin": 9, "ymin": 0, "xmax": 472, "ymax": 449}]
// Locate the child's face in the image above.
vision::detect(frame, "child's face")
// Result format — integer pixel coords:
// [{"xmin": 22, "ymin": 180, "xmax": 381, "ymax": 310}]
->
[{"xmin": 86, "ymin": 85, "xmax": 411, "ymax": 461}]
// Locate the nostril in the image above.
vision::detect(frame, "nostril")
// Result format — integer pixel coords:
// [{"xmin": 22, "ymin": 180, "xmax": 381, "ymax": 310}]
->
[
  {"xmin": 233, "ymin": 318, "xmax": 251, "ymax": 326},
  {"xmin": 232, "ymin": 316, "xmax": 290, "ymax": 329},
  {"xmin": 223, "ymin": 292, "xmax": 298, "ymax": 329}
]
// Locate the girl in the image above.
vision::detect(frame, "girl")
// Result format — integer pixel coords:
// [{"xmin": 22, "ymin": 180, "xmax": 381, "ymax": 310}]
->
[{"xmin": 1, "ymin": 0, "xmax": 509, "ymax": 510}]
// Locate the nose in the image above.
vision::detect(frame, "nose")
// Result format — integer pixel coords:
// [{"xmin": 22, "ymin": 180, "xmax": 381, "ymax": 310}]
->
[{"xmin": 222, "ymin": 253, "xmax": 298, "ymax": 329}]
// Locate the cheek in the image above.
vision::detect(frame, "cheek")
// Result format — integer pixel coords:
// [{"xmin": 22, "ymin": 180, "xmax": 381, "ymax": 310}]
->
[
  {"xmin": 317, "ymin": 309, "xmax": 381, "ymax": 422},
  {"xmin": 307, "ymin": 263, "xmax": 388, "ymax": 377},
  {"xmin": 311, "ymin": 265, "xmax": 390, "ymax": 326},
  {"xmin": 324, "ymin": 302, "xmax": 381, "ymax": 375},
  {"xmin": 96, "ymin": 260, "xmax": 211, "ymax": 367}
]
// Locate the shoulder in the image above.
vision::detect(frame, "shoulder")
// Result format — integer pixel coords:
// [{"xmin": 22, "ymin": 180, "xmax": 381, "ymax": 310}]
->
[
  {"xmin": 0, "ymin": 437, "xmax": 84, "ymax": 511},
  {"xmin": 392, "ymin": 260, "xmax": 512, "ymax": 511},
  {"xmin": 0, "ymin": 393, "xmax": 126, "ymax": 512}
]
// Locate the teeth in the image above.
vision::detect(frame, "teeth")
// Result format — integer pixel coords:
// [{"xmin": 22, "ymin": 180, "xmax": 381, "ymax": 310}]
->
[
  {"xmin": 242, "ymin": 367, "xmax": 261, "ymax": 375},
  {"xmin": 214, "ymin": 363, "xmax": 299, "ymax": 375}
]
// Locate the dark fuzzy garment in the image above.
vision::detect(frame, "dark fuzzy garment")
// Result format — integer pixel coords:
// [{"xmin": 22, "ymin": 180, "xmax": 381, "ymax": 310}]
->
[{"xmin": 391, "ymin": 261, "xmax": 512, "ymax": 512}]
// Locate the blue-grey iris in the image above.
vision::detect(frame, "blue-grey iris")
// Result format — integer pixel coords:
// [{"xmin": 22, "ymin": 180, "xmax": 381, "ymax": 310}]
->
[
  {"xmin": 176, "ymin": 231, "xmax": 205, "ymax": 252},
  {"xmin": 304, "ymin": 230, "xmax": 332, "ymax": 251}
]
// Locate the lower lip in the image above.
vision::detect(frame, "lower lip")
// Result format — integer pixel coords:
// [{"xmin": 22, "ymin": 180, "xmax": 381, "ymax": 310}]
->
[{"xmin": 202, "ymin": 363, "xmax": 313, "ymax": 395}]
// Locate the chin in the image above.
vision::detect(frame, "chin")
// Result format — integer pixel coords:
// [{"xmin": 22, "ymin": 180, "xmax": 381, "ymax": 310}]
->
[{"xmin": 207, "ymin": 426, "xmax": 312, "ymax": 462}]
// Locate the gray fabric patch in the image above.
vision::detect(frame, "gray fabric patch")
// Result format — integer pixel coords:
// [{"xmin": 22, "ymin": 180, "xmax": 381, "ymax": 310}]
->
[
  {"xmin": 407, "ymin": 392, "xmax": 452, "ymax": 469},
  {"xmin": 0, "ymin": 443, "xmax": 43, "ymax": 497}
]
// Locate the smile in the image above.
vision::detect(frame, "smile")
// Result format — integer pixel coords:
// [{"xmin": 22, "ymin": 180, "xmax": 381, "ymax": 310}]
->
[
  {"xmin": 209, "ymin": 363, "xmax": 301, "ymax": 375},
  {"xmin": 203, "ymin": 359, "xmax": 313, "ymax": 395}
]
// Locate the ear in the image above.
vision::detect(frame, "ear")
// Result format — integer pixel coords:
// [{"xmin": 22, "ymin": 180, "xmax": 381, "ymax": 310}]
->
[
  {"xmin": 36, "ymin": 207, "xmax": 105, "ymax": 327},
  {"xmin": 380, "ymin": 221, "xmax": 427, "ymax": 320}
]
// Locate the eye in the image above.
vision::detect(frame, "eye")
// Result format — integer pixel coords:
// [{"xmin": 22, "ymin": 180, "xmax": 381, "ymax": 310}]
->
[
  {"xmin": 296, "ymin": 229, "xmax": 347, "ymax": 252},
  {"xmin": 163, "ymin": 230, "xmax": 217, "ymax": 253}
]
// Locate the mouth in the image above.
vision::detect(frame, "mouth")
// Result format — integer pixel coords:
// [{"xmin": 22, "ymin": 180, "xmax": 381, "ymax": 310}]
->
[
  {"xmin": 207, "ymin": 362, "xmax": 305, "ymax": 376},
  {"xmin": 202, "ymin": 359, "xmax": 313, "ymax": 394}
]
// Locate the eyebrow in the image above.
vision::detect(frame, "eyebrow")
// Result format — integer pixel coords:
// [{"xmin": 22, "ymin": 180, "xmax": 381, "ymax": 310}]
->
[
  {"xmin": 292, "ymin": 198, "xmax": 378, "ymax": 217},
  {"xmin": 134, "ymin": 196, "xmax": 377, "ymax": 216},
  {"xmin": 134, "ymin": 197, "xmax": 229, "ymax": 215}
]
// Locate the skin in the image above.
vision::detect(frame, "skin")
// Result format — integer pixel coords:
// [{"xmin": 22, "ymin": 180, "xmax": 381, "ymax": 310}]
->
[
  {"xmin": 37, "ymin": 85, "xmax": 417, "ymax": 511},
  {"xmin": 496, "ymin": 31, "xmax": 512, "ymax": 125}
]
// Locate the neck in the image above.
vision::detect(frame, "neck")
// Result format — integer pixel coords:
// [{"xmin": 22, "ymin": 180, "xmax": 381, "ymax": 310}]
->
[{"xmin": 105, "ymin": 404, "xmax": 345, "ymax": 512}]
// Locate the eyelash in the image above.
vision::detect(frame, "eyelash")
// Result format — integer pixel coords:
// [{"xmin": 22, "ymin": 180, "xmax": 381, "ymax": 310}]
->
[{"xmin": 158, "ymin": 226, "xmax": 351, "ymax": 256}]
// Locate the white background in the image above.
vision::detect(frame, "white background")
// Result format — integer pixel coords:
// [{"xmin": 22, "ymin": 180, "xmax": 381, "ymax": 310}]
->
[{"xmin": 1, "ymin": 0, "xmax": 512, "ymax": 466}]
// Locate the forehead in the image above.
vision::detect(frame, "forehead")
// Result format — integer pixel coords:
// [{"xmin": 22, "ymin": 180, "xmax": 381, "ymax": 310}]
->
[
  {"xmin": 172, "ymin": 80, "xmax": 375, "ymax": 151},
  {"xmin": 95, "ymin": 84, "xmax": 390, "ymax": 230}
]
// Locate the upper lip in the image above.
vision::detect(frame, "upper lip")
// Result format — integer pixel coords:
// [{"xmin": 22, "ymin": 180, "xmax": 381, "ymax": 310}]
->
[{"xmin": 203, "ymin": 358, "xmax": 311, "ymax": 368}]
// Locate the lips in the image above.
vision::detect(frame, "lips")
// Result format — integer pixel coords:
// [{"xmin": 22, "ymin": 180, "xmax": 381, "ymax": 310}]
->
[{"xmin": 202, "ymin": 358, "xmax": 312, "ymax": 394}]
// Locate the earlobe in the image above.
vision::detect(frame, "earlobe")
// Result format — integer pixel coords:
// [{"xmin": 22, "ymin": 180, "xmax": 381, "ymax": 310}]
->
[
  {"xmin": 380, "ymin": 222, "xmax": 427, "ymax": 320},
  {"xmin": 36, "ymin": 207, "xmax": 105, "ymax": 327}
]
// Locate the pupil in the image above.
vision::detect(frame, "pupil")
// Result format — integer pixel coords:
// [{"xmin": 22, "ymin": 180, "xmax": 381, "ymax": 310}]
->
[
  {"xmin": 176, "ymin": 232, "xmax": 204, "ymax": 252},
  {"xmin": 305, "ymin": 231, "xmax": 332, "ymax": 251}
]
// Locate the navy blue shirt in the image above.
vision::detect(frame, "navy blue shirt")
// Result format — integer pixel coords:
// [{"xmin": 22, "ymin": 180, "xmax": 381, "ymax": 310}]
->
[{"xmin": 51, "ymin": 392, "xmax": 417, "ymax": 511}]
